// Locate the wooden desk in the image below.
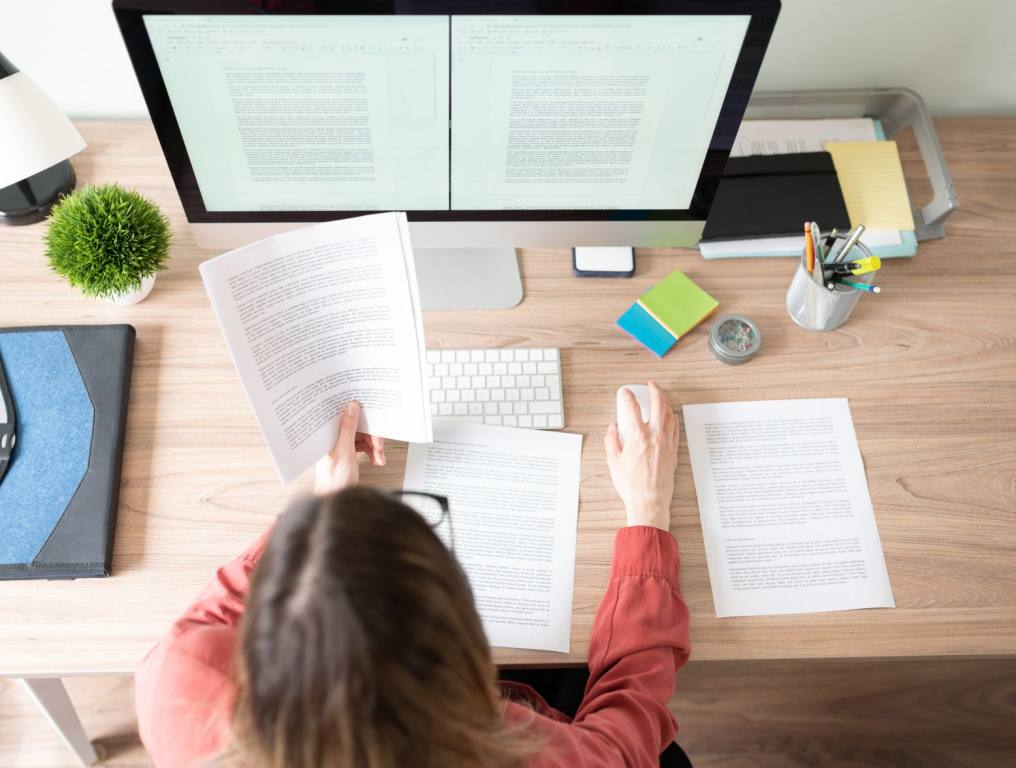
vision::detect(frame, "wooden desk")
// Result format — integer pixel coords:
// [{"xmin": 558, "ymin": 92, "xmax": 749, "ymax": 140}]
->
[{"xmin": 1, "ymin": 119, "xmax": 1014, "ymax": 761}]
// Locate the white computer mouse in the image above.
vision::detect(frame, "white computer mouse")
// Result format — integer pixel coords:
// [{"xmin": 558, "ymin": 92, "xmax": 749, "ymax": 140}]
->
[{"xmin": 616, "ymin": 385, "xmax": 651, "ymax": 445}]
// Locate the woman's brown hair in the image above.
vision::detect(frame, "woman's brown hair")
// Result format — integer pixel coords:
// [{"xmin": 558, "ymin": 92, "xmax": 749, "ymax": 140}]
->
[{"xmin": 226, "ymin": 487, "xmax": 537, "ymax": 768}]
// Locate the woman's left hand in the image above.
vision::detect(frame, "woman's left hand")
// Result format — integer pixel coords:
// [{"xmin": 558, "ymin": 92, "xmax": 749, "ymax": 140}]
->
[{"xmin": 313, "ymin": 401, "xmax": 386, "ymax": 495}]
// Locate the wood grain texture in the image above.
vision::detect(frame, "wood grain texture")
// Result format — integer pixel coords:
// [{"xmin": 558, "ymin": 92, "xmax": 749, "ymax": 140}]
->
[
  {"xmin": 3, "ymin": 659, "xmax": 1014, "ymax": 767},
  {"xmin": 0, "ymin": 119, "xmax": 1013, "ymax": 675}
]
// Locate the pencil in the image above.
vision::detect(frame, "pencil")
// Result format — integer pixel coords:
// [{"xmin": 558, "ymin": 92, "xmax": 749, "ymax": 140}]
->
[{"xmin": 805, "ymin": 222, "xmax": 815, "ymax": 274}]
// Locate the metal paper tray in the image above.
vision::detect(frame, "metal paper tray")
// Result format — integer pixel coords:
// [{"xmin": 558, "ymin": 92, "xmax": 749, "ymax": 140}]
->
[{"xmin": 744, "ymin": 87, "xmax": 958, "ymax": 240}]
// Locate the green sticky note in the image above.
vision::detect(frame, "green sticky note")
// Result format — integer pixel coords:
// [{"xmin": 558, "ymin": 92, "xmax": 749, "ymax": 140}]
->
[{"xmin": 637, "ymin": 270, "xmax": 718, "ymax": 341}]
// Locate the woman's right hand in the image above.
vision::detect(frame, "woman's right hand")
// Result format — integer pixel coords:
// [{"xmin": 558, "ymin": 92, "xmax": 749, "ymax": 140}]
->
[{"xmin": 604, "ymin": 382, "xmax": 679, "ymax": 531}]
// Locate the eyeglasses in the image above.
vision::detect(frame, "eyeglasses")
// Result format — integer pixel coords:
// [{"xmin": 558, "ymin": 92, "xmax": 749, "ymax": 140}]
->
[{"xmin": 390, "ymin": 491, "xmax": 454, "ymax": 550}]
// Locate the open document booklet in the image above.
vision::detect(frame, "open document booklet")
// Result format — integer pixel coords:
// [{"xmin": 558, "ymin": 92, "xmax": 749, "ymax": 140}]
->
[{"xmin": 200, "ymin": 212, "xmax": 431, "ymax": 482}]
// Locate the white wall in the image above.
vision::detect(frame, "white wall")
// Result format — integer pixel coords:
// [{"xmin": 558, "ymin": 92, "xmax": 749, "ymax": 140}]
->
[{"xmin": 2, "ymin": 0, "xmax": 1015, "ymax": 119}]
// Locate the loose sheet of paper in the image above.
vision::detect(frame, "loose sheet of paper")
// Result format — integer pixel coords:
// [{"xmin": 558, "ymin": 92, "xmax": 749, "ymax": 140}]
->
[
  {"xmin": 825, "ymin": 140, "xmax": 916, "ymax": 230},
  {"xmin": 404, "ymin": 421, "xmax": 582, "ymax": 652},
  {"xmin": 730, "ymin": 118, "xmax": 878, "ymax": 157},
  {"xmin": 682, "ymin": 399, "xmax": 894, "ymax": 618},
  {"xmin": 200, "ymin": 212, "xmax": 431, "ymax": 483}
]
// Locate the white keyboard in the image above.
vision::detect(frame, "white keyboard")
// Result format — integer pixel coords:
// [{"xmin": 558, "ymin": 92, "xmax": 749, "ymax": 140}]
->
[{"xmin": 425, "ymin": 348, "xmax": 564, "ymax": 429}]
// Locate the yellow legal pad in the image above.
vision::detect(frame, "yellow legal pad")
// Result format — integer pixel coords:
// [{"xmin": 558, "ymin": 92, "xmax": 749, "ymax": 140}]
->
[{"xmin": 825, "ymin": 140, "xmax": 915, "ymax": 230}]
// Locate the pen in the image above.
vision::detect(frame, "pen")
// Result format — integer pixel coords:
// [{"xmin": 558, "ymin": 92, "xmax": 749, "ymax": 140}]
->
[
  {"xmin": 824, "ymin": 228, "xmax": 839, "ymax": 250},
  {"xmin": 833, "ymin": 224, "xmax": 866, "ymax": 264},
  {"xmin": 805, "ymin": 222, "xmax": 815, "ymax": 274},
  {"xmin": 836, "ymin": 279, "xmax": 881, "ymax": 294}
]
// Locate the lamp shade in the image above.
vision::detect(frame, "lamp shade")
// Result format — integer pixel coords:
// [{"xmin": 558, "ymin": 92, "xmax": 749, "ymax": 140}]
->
[{"xmin": 0, "ymin": 51, "xmax": 85, "ymax": 190}]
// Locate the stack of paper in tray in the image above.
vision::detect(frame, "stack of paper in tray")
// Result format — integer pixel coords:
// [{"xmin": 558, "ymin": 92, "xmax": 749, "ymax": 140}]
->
[
  {"xmin": 617, "ymin": 270, "xmax": 718, "ymax": 357},
  {"xmin": 700, "ymin": 118, "xmax": 918, "ymax": 259}
]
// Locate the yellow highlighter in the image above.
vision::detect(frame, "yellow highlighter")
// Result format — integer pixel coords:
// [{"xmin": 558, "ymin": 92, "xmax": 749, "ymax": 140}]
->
[{"xmin": 831, "ymin": 255, "xmax": 882, "ymax": 276}]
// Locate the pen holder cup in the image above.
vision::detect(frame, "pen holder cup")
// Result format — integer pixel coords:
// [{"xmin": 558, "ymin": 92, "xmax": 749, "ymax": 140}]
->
[{"xmin": 786, "ymin": 243, "xmax": 875, "ymax": 332}]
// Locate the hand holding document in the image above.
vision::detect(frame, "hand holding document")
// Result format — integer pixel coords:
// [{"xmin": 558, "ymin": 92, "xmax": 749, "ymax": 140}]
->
[
  {"xmin": 200, "ymin": 212, "xmax": 431, "ymax": 482},
  {"xmin": 683, "ymin": 398, "xmax": 894, "ymax": 618},
  {"xmin": 404, "ymin": 421, "xmax": 582, "ymax": 653}
]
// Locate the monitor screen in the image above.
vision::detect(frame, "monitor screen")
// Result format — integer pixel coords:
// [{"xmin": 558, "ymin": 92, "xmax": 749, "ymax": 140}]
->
[{"xmin": 142, "ymin": 14, "xmax": 750, "ymax": 214}]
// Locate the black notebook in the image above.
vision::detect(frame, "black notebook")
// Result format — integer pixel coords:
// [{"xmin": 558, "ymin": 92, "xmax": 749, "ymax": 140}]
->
[
  {"xmin": 0, "ymin": 325, "xmax": 135, "ymax": 580},
  {"xmin": 700, "ymin": 152, "xmax": 852, "ymax": 241}
]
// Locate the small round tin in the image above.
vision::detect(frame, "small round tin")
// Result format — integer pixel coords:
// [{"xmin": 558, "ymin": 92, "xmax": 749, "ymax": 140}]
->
[{"xmin": 709, "ymin": 314, "xmax": 762, "ymax": 365}]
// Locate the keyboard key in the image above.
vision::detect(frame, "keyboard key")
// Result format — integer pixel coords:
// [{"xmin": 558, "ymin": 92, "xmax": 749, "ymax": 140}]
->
[
  {"xmin": 547, "ymin": 374, "xmax": 561, "ymax": 391},
  {"xmin": 431, "ymin": 390, "xmax": 446, "ymax": 403},
  {"xmin": 527, "ymin": 401, "xmax": 561, "ymax": 414},
  {"xmin": 499, "ymin": 350, "xmax": 514, "ymax": 362},
  {"xmin": 498, "ymin": 402, "xmax": 512, "ymax": 415},
  {"xmin": 514, "ymin": 349, "xmax": 529, "ymax": 362},
  {"xmin": 464, "ymin": 415, "xmax": 484, "ymax": 423},
  {"xmin": 521, "ymin": 388, "xmax": 535, "ymax": 401},
  {"xmin": 453, "ymin": 402, "xmax": 468, "ymax": 415},
  {"xmin": 508, "ymin": 362, "xmax": 522, "ymax": 375},
  {"xmin": 483, "ymin": 402, "xmax": 498, "ymax": 415},
  {"xmin": 430, "ymin": 403, "xmax": 439, "ymax": 415},
  {"xmin": 533, "ymin": 414, "xmax": 548, "ymax": 428},
  {"xmin": 471, "ymin": 376, "xmax": 485, "ymax": 388},
  {"xmin": 456, "ymin": 376, "xmax": 470, "ymax": 389},
  {"xmin": 442, "ymin": 376, "xmax": 455, "ymax": 389},
  {"xmin": 532, "ymin": 374, "xmax": 545, "ymax": 387},
  {"xmin": 479, "ymin": 362, "xmax": 493, "ymax": 375},
  {"xmin": 492, "ymin": 389, "xmax": 505, "ymax": 401},
  {"xmin": 486, "ymin": 375, "xmax": 501, "ymax": 388},
  {"xmin": 537, "ymin": 361, "xmax": 557, "ymax": 374},
  {"xmin": 493, "ymin": 362, "xmax": 508, "ymax": 375},
  {"xmin": 545, "ymin": 349, "xmax": 559, "ymax": 361},
  {"xmin": 427, "ymin": 350, "xmax": 441, "ymax": 363},
  {"xmin": 470, "ymin": 350, "xmax": 484, "ymax": 362},
  {"xmin": 426, "ymin": 363, "xmax": 434, "ymax": 377},
  {"xmin": 446, "ymin": 390, "xmax": 461, "ymax": 402},
  {"xmin": 434, "ymin": 363, "xmax": 448, "ymax": 377},
  {"xmin": 517, "ymin": 374, "xmax": 531, "ymax": 388},
  {"xmin": 548, "ymin": 415, "xmax": 563, "ymax": 428},
  {"xmin": 428, "ymin": 376, "xmax": 442, "ymax": 390},
  {"xmin": 519, "ymin": 415, "xmax": 533, "ymax": 427},
  {"xmin": 456, "ymin": 350, "xmax": 469, "ymax": 363},
  {"xmin": 450, "ymin": 363, "xmax": 464, "ymax": 376},
  {"xmin": 461, "ymin": 390, "xmax": 475, "ymax": 402},
  {"xmin": 439, "ymin": 403, "xmax": 453, "ymax": 415},
  {"xmin": 503, "ymin": 415, "xmax": 517, "ymax": 426},
  {"xmin": 469, "ymin": 402, "xmax": 483, "ymax": 415},
  {"xmin": 485, "ymin": 350, "xmax": 499, "ymax": 362},
  {"xmin": 513, "ymin": 402, "xmax": 527, "ymax": 415},
  {"xmin": 486, "ymin": 415, "xmax": 502, "ymax": 425},
  {"xmin": 477, "ymin": 389, "xmax": 491, "ymax": 401},
  {"xmin": 441, "ymin": 350, "xmax": 455, "ymax": 363},
  {"xmin": 506, "ymin": 389, "xmax": 520, "ymax": 401},
  {"xmin": 530, "ymin": 349, "xmax": 544, "ymax": 362},
  {"xmin": 522, "ymin": 362, "xmax": 536, "ymax": 374},
  {"xmin": 535, "ymin": 387, "xmax": 550, "ymax": 400},
  {"xmin": 465, "ymin": 362, "xmax": 478, "ymax": 375},
  {"xmin": 502, "ymin": 375, "xmax": 516, "ymax": 388}
]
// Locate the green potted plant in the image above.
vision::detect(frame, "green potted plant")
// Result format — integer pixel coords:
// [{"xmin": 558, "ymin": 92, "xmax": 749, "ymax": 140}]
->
[{"xmin": 46, "ymin": 183, "xmax": 171, "ymax": 305}]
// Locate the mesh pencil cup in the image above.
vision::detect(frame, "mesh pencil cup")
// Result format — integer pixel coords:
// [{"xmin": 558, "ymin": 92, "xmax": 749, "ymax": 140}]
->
[{"xmin": 786, "ymin": 240, "xmax": 875, "ymax": 332}]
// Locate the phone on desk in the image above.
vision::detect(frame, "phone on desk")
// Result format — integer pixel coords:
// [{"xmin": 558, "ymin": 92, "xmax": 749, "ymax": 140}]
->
[{"xmin": 572, "ymin": 247, "xmax": 635, "ymax": 277}]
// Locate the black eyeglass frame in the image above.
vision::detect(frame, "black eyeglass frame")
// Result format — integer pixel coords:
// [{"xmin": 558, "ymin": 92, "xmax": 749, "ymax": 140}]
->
[{"xmin": 390, "ymin": 490, "xmax": 454, "ymax": 550}]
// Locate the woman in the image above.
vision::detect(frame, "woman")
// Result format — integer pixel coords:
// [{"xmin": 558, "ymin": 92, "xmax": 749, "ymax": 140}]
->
[{"xmin": 136, "ymin": 382, "xmax": 690, "ymax": 767}]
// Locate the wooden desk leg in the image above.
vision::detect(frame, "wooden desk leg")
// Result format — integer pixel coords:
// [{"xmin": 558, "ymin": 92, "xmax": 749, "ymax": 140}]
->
[{"xmin": 19, "ymin": 678, "xmax": 99, "ymax": 766}]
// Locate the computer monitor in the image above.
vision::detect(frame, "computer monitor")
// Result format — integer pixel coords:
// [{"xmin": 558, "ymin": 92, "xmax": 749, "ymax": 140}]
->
[{"xmin": 114, "ymin": 1, "xmax": 779, "ymax": 308}]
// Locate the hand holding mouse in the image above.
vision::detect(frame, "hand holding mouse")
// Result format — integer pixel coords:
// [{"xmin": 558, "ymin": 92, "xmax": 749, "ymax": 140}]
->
[{"xmin": 605, "ymin": 382, "xmax": 679, "ymax": 531}]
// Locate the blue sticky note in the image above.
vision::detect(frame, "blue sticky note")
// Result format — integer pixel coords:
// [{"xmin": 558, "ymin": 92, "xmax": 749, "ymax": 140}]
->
[{"xmin": 617, "ymin": 303, "xmax": 676, "ymax": 357}]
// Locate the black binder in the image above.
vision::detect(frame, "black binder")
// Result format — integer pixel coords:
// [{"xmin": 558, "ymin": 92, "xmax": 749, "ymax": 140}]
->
[
  {"xmin": 701, "ymin": 152, "xmax": 852, "ymax": 241},
  {"xmin": 0, "ymin": 325, "xmax": 135, "ymax": 580}
]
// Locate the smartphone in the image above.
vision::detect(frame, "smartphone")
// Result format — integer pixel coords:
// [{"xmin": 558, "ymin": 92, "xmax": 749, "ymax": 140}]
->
[{"xmin": 572, "ymin": 247, "xmax": 635, "ymax": 278}]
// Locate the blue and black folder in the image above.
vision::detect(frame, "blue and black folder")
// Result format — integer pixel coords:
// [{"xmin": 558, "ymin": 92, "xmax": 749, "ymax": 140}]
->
[{"xmin": 0, "ymin": 325, "xmax": 135, "ymax": 580}]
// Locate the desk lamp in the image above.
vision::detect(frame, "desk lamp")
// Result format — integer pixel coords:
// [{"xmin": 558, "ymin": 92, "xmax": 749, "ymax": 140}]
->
[{"xmin": 0, "ymin": 49, "xmax": 86, "ymax": 225}]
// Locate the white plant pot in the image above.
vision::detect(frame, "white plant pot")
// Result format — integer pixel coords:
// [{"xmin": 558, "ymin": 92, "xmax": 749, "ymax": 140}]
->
[{"xmin": 108, "ymin": 274, "xmax": 156, "ymax": 306}]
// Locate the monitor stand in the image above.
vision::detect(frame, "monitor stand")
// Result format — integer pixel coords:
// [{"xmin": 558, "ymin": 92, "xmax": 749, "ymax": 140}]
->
[{"xmin": 414, "ymin": 248, "xmax": 523, "ymax": 310}]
